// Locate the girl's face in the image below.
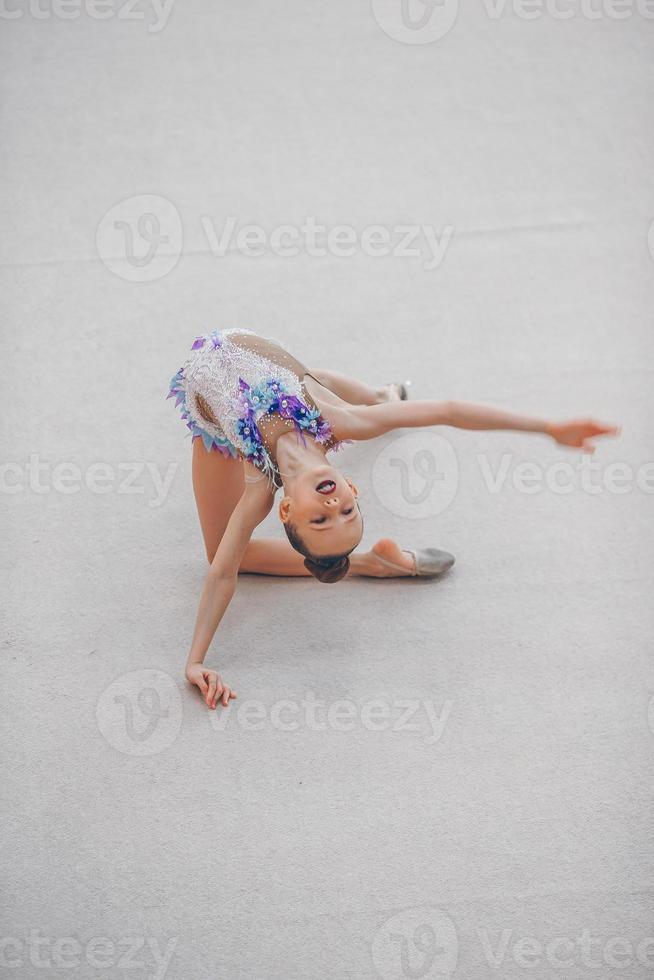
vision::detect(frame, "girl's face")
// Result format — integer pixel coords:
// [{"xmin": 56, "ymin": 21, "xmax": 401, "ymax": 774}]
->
[{"xmin": 278, "ymin": 465, "xmax": 363, "ymax": 557}]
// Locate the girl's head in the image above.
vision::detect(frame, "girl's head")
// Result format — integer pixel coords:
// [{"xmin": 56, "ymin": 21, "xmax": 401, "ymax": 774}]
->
[{"xmin": 279, "ymin": 464, "xmax": 363, "ymax": 583}]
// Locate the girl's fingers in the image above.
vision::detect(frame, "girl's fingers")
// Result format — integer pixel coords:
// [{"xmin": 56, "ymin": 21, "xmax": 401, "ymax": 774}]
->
[
  {"xmin": 190, "ymin": 671, "xmax": 235, "ymax": 708},
  {"xmin": 591, "ymin": 422, "xmax": 619, "ymax": 438},
  {"xmin": 206, "ymin": 677, "xmax": 218, "ymax": 706}
]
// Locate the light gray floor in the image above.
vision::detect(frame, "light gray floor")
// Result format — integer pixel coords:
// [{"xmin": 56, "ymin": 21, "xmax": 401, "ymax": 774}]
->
[{"xmin": 2, "ymin": 3, "xmax": 653, "ymax": 979}]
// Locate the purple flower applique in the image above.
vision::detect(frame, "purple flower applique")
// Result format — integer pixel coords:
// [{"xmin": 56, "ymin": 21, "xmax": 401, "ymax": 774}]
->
[
  {"xmin": 264, "ymin": 379, "xmax": 285, "ymax": 408},
  {"xmin": 228, "ymin": 373, "xmax": 336, "ymax": 468},
  {"xmin": 276, "ymin": 393, "xmax": 306, "ymax": 420},
  {"xmin": 234, "ymin": 379, "xmax": 267, "ymax": 463},
  {"xmin": 314, "ymin": 421, "xmax": 333, "ymax": 444},
  {"xmin": 191, "ymin": 329, "xmax": 222, "ymax": 351},
  {"xmin": 236, "ymin": 416, "xmax": 261, "ymax": 444},
  {"xmin": 232, "ymin": 377, "xmax": 254, "ymax": 416},
  {"xmin": 310, "ymin": 416, "xmax": 333, "ymax": 443},
  {"xmin": 291, "ymin": 404, "xmax": 332, "ymax": 444}
]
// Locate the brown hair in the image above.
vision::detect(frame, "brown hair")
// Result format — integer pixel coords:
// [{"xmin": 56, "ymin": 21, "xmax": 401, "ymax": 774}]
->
[{"xmin": 284, "ymin": 522, "xmax": 352, "ymax": 584}]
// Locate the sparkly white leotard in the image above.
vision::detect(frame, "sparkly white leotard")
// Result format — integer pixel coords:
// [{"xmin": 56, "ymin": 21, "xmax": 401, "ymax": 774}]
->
[{"xmin": 168, "ymin": 329, "xmax": 338, "ymax": 485}]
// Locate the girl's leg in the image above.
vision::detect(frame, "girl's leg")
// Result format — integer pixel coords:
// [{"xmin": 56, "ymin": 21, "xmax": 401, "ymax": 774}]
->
[
  {"xmin": 240, "ymin": 537, "xmax": 415, "ymax": 577},
  {"xmin": 306, "ymin": 368, "xmax": 401, "ymax": 406},
  {"xmin": 192, "ymin": 439, "xmax": 245, "ymax": 562},
  {"xmin": 240, "ymin": 539, "xmax": 312, "ymax": 576}
]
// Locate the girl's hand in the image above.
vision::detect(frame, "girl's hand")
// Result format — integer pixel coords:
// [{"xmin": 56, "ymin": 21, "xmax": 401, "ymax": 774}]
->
[
  {"xmin": 185, "ymin": 664, "xmax": 236, "ymax": 709},
  {"xmin": 546, "ymin": 419, "xmax": 620, "ymax": 453}
]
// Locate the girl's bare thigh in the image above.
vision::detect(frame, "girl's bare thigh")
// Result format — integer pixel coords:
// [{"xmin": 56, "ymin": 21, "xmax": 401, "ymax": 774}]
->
[{"xmin": 192, "ymin": 439, "xmax": 245, "ymax": 562}]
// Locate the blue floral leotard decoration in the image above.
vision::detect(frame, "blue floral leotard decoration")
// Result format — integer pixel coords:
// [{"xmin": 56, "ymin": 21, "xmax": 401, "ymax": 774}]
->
[{"xmin": 167, "ymin": 329, "xmax": 338, "ymax": 484}]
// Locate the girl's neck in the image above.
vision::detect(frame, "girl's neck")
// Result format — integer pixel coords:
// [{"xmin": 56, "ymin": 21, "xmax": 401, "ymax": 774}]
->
[{"xmin": 274, "ymin": 428, "xmax": 327, "ymax": 480}]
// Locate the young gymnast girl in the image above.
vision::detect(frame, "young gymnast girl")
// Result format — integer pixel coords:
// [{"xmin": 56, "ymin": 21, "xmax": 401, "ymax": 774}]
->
[{"xmin": 169, "ymin": 328, "xmax": 617, "ymax": 709}]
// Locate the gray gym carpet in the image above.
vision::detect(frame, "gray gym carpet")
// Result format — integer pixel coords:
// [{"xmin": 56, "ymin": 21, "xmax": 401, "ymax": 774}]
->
[{"xmin": 2, "ymin": 2, "xmax": 653, "ymax": 978}]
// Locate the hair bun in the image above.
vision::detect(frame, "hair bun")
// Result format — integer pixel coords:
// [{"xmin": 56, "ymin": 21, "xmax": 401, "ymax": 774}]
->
[{"xmin": 304, "ymin": 556, "xmax": 350, "ymax": 584}]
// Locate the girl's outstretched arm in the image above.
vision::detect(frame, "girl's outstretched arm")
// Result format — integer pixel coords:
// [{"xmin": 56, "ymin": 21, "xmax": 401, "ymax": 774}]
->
[
  {"xmin": 341, "ymin": 400, "xmax": 619, "ymax": 453},
  {"xmin": 185, "ymin": 471, "xmax": 274, "ymax": 709}
]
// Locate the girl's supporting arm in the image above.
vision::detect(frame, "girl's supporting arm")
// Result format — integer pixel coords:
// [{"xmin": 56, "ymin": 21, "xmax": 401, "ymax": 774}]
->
[
  {"xmin": 341, "ymin": 400, "xmax": 618, "ymax": 452},
  {"xmin": 185, "ymin": 473, "xmax": 274, "ymax": 708}
]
